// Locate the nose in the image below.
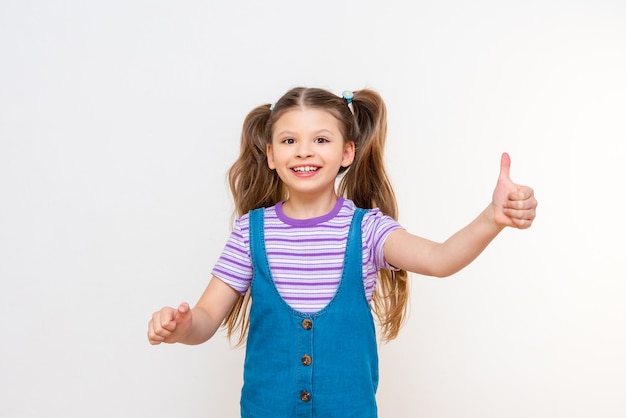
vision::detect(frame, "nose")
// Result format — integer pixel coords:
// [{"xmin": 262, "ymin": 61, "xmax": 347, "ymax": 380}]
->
[{"xmin": 296, "ymin": 141, "xmax": 313, "ymax": 158}]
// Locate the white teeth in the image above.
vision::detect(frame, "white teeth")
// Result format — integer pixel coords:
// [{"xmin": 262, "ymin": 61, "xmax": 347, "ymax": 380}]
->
[{"xmin": 293, "ymin": 166, "xmax": 318, "ymax": 172}]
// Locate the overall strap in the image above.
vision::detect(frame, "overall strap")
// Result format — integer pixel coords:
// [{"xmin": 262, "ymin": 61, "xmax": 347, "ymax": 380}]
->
[
  {"xmin": 343, "ymin": 207, "xmax": 367, "ymax": 275},
  {"xmin": 248, "ymin": 208, "xmax": 270, "ymax": 280}
]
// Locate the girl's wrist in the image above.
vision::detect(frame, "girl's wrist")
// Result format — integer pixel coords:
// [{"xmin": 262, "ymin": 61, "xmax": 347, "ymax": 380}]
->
[{"xmin": 485, "ymin": 203, "xmax": 507, "ymax": 232}]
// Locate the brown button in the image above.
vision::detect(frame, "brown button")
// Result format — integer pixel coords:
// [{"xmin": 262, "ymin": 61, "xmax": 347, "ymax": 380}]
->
[
  {"xmin": 300, "ymin": 390, "xmax": 311, "ymax": 402},
  {"xmin": 301, "ymin": 354, "xmax": 312, "ymax": 366},
  {"xmin": 302, "ymin": 319, "xmax": 313, "ymax": 330}
]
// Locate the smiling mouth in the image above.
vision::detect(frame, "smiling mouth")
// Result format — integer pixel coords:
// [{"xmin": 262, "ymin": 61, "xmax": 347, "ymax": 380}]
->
[{"xmin": 292, "ymin": 166, "xmax": 319, "ymax": 173}]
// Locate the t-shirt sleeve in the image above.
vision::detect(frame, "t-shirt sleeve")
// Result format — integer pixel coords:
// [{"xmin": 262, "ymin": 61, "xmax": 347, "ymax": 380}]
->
[
  {"xmin": 362, "ymin": 208, "xmax": 404, "ymax": 271},
  {"xmin": 210, "ymin": 214, "xmax": 253, "ymax": 294}
]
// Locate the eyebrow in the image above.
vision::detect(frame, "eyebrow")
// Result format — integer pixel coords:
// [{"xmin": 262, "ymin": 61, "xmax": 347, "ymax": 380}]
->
[{"xmin": 274, "ymin": 129, "xmax": 337, "ymax": 138}]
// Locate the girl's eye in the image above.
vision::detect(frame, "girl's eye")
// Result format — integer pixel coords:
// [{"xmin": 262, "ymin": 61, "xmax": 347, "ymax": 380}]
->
[
  {"xmin": 315, "ymin": 137, "xmax": 328, "ymax": 143},
  {"xmin": 283, "ymin": 138, "xmax": 295, "ymax": 144}
]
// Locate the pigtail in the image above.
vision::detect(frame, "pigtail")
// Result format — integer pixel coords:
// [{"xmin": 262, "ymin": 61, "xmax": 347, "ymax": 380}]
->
[
  {"xmin": 223, "ymin": 104, "xmax": 285, "ymax": 346},
  {"xmin": 228, "ymin": 104, "xmax": 285, "ymax": 217},
  {"xmin": 338, "ymin": 89, "xmax": 410, "ymax": 342}
]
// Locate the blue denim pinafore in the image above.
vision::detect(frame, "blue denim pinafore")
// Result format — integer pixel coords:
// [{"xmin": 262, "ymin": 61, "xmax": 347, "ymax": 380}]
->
[{"xmin": 240, "ymin": 207, "xmax": 378, "ymax": 418}]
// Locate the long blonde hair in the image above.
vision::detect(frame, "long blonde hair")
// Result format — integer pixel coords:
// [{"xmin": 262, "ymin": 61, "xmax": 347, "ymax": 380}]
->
[{"xmin": 224, "ymin": 87, "xmax": 409, "ymax": 344}]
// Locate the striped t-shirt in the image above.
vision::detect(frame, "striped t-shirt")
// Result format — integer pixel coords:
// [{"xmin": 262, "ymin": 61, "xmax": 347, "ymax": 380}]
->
[{"xmin": 212, "ymin": 198, "xmax": 403, "ymax": 313}]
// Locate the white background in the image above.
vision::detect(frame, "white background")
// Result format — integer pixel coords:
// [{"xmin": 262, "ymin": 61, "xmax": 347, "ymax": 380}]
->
[{"xmin": 1, "ymin": 1, "xmax": 625, "ymax": 417}]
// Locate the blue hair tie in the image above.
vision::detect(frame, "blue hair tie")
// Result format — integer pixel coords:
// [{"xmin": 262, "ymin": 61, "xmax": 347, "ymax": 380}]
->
[
  {"xmin": 269, "ymin": 103, "xmax": 275, "ymax": 111},
  {"xmin": 342, "ymin": 90, "xmax": 354, "ymax": 104}
]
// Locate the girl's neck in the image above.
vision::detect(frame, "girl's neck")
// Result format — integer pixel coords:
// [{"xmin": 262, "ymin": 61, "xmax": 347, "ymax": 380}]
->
[{"xmin": 280, "ymin": 190, "xmax": 339, "ymax": 220}]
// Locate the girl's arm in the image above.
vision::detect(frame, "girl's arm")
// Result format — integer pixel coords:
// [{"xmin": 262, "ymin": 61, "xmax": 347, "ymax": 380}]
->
[
  {"xmin": 148, "ymin": 276, "xmax": 240, "ymax": 345},
  {"xmin": 384, "ymin": 153, "xmax": 537, "ymax": 278}
]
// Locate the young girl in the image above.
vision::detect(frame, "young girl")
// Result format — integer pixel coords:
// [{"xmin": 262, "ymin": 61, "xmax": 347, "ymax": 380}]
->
[{"xmin": 147, "ymin": 87, "xmax": 537, "ymax": 417}]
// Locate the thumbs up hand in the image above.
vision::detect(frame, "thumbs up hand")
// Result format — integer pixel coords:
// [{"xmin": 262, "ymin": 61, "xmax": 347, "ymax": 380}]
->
[{"xmin": 492, "ymin": 153, "xmax": 537, "ymax": 229}]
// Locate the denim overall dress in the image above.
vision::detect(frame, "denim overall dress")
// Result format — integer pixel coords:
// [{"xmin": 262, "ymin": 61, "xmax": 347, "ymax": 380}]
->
[{"xmin": 240, "ymin": 207, "xmax": 379, "ymax": 418}]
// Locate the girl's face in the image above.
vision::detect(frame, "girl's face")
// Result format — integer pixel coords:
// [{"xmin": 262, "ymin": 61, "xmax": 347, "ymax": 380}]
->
[{"xmin": 267, "ymin": 108, "xmax": 355, "ymax": 199}]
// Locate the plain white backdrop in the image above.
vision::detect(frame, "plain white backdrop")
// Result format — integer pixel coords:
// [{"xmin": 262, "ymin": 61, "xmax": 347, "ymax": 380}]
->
[{"xmin": 1, "ymin": 0, "xmax": 624, "ymax": 417}]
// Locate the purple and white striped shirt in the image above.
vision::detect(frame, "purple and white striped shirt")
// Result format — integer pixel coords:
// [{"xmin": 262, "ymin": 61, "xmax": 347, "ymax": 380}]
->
[{"xmin": 212, "ymin": 198, "xmax": 403, "ymax": 313}]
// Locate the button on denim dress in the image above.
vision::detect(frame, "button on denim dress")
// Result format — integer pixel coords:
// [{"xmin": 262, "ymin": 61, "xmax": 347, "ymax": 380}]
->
[{"xmin": 241, "ymin": 208, "xmax": 379, "ymax": 418}]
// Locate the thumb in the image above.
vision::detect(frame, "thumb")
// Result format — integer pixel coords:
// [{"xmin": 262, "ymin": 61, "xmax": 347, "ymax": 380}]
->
[
  {"xmin": 173, "ymin": 302, "xmax": 191, "ymax": 323},
  {"xmin": 498, "ymin": 152, "xmax": 511, "ymax": 182}
]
